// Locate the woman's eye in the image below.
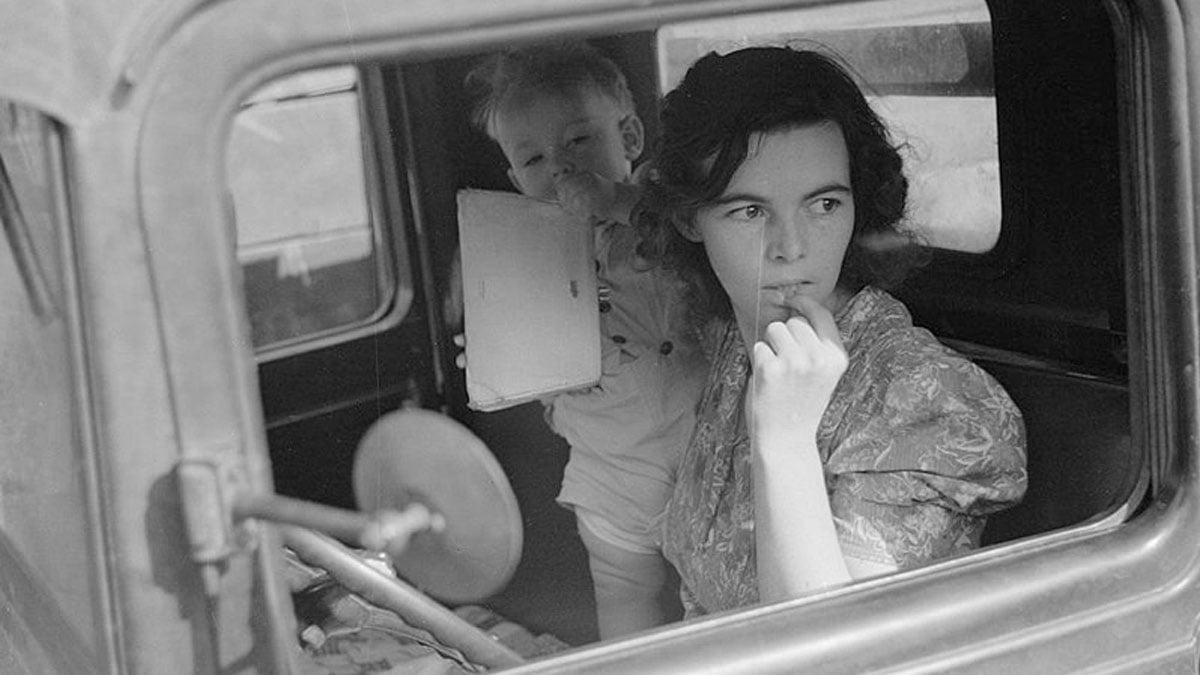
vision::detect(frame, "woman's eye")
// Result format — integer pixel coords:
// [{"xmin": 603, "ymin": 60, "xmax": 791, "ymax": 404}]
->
[
  {"xmin": 521, "ymin": 154, "xmax": 543, "ymax": 168},
  {"xmin": 811, "ymin": 197, "xmax": 842, "ymax": 215},
  {"xmin": 729, "ymin": 204, "xmax": 765, "ymax": 221}
]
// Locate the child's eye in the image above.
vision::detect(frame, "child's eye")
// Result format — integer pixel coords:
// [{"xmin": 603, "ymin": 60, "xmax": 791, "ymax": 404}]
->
[{"xmin": 567, "ymin": 134, "xmax": 592, "ymax": 147}]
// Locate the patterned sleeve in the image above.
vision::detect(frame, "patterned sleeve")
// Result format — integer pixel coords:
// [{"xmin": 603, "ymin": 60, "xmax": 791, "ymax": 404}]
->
[{"xmin": 825, "ymin": 352, "xmax": 1028, "ymax": 570}]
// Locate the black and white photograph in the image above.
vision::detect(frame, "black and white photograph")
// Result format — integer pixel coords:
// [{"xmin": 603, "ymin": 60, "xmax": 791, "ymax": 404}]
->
[{"xmin": 0, "ymin": 0, "xmax": 1183, "ymax": 672}]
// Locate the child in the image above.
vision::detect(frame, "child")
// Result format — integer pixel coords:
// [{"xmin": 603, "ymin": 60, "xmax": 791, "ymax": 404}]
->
[
  {"xmin": 463, "ymin": 41, "xmax": 708, "ymax": 638},
  {"xmin": 636, "ymin": 46, "xmax": 1028, "ymax": 616}
]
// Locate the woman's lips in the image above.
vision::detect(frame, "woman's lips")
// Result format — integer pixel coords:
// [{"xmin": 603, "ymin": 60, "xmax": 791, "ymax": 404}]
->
[
  {"xmin": 759, "ymin": 283, "xmax": 811, "ymax": 318},
  {"xmin": 761, "ymin": 282, "xmax": 810, "ymax": 303}
]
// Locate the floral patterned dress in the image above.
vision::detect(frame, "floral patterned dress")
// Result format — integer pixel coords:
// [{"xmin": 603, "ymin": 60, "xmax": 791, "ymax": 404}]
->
[{"xmin": 659, "ymin": 286, "xmax": 1028, "ymax": 617}]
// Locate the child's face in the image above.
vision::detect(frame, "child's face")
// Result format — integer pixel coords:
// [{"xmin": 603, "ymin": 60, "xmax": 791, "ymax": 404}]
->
[
  {"xmin": 492, "ymin": 87, "xmax": 642, "ymax": 201},
  {"xmin": 687, "ymin": 122, "xmax": 855, "ymax": 343}
]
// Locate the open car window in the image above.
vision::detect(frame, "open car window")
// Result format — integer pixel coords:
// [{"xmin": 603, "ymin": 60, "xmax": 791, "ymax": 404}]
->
[{"xmin": 223, "ymin": 0, "xmax": 1135, "ymax": 665}]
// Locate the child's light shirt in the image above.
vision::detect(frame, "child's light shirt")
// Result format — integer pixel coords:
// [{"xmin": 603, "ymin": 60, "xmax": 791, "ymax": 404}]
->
[{"xmin": 549, "ymin": 219, "xmax": 708, "ymax": 554}]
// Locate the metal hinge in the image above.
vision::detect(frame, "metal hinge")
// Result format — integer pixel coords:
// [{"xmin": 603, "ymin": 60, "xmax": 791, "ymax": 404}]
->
[{"xmin": 176, "ymin": 452, "xmax": 254, "ymax": 571}]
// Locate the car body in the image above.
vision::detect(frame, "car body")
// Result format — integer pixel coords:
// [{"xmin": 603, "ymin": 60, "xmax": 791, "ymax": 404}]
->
[{"xmin": 0, "ymin": 0, "xmax": 1196, "ymax": 672}]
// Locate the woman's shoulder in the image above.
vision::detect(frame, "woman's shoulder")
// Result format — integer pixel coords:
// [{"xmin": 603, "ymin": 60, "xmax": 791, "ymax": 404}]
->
[
  {"xmin": 843, "ymin": 288, "xmax": 948, "ymax": 362},
  {"xmin": 844, "ymin": 288, "xmax": 1018, "ymax": 411},
  {"xmin": 827, "ymin": 291, "xmax": 1026, "ymax": 498}
]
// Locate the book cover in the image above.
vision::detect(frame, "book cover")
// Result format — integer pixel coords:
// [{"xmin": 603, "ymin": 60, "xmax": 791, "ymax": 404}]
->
[{"xmin": 456, "ymin": 189, "xmax": 601, "ymax": 411}]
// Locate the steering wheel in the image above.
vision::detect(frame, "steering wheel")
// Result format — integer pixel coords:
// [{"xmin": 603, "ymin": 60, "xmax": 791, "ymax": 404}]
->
[
  {"xmin": 352, "ymin": 409, "xmax": 523, "ymax": 604},
  {"xmin": 283, "ymin": 409, "xmax": 526, "ymax": 670}
]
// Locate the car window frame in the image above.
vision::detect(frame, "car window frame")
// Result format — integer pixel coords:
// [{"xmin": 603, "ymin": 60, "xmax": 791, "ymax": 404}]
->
[{"xmin": 234, "ymin": 63, "xmax": 414, "ymax": 362}]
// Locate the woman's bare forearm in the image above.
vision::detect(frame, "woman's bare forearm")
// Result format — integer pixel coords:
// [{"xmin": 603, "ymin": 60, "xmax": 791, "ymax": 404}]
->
[{"xmin": 753, "ymin": 431, "xmax": 850, "ymax": 603}]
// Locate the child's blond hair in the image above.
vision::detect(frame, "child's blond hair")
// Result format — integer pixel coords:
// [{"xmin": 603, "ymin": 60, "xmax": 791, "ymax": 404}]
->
[{"xmin": 465, "ymin": 41, "xmax": 636, "ymax": 139}]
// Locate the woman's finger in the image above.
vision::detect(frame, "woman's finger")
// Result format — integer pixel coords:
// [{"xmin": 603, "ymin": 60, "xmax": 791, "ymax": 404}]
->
[
  {"xmin": 763, "ymin": 319, "xmax": 805, "ymax": 359},
  {"xmin": 783, "ymin": 315, "xmax": 818, "ymax": 344},
  {"xmin": 752, "ymin": 339, "xmax": 779, "ymax": 368},
  {"xmin": 787, "ymin": 296, "xmax": 841, "ymax": 345}
]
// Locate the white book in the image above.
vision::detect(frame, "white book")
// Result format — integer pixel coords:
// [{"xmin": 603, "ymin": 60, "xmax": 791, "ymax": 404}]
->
[{"xmin": 456, "ymin": 189, "xmax": 601, "ymax": 411}]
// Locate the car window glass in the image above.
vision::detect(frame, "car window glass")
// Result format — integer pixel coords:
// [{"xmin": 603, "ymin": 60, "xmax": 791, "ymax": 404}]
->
[
  {"xmin": 0, "ymin": 101, "xmax": 105, "ymax": 665},
  {"xmin": 657, "ymin": 0, "xmax": 1000, "ymax": 253},
  {"xmin": 227, "ymin": 66, "xmax": 409, "ymax": 352}
]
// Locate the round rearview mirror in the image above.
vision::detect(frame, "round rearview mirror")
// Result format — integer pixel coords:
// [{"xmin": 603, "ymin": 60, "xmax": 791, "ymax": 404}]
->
[{"xmin": 352, "ymin": 408, "xmax": 523, "ymax": 604}]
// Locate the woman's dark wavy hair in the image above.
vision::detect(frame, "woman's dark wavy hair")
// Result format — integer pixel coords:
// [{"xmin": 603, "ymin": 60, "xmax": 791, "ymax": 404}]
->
[{"xmin": 637, "ymin": 46, "xmax": 927, "ymax": 324}]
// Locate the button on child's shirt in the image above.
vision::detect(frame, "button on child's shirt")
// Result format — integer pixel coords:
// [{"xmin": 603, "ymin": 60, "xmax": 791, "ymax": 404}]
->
[{"xmin": 599, "ymin": 283, "xmax": 612, "ymax": 313}]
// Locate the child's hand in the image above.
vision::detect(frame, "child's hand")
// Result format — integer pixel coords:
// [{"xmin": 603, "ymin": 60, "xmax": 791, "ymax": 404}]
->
[
  {"xmin": 748, "ymin": 296, "xmax": 848, "ymax": 442},
  {"xmin": 453, "ymin": 333, "xmax": 466, "ymax": 370},
  {"xmin": 554, "ymin": 172, "xmax": 639, "ymax": 224}
]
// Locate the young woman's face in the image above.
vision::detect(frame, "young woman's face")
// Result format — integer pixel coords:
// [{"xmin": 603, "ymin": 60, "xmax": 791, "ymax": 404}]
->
[
  {"xmin": 492, "ymin": 87, "xmax": 642, "ymax": 201},
  {"xmin": 689, "ymin": 122, "xmax": 855, "ymax": 344}
]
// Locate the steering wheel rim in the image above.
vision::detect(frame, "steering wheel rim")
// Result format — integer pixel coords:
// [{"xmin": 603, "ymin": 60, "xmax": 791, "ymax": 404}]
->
[{"xmin": 281, "ymin": 525, "xmax": 524, "ymax": 670}]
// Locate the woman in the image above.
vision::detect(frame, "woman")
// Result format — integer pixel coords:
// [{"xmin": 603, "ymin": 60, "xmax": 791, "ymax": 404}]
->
[{"xmin": 637, "ymin": 46, "xmax": 1028, "ymax": 616}]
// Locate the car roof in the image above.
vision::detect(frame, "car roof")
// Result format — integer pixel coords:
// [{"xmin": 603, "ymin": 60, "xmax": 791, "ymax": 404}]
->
[{"xmin": 0, "ymin": 1, "xmax": 211, "ymax": 122}]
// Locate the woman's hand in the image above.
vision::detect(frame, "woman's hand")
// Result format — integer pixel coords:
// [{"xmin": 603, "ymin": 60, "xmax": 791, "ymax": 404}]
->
[
  {"xmin": 749, "ymin": 295, "xmax": 851, "ymax": 601},
  {"xmin": 748, "ymin": 296, "xmax": 848, "ymax": 442}
]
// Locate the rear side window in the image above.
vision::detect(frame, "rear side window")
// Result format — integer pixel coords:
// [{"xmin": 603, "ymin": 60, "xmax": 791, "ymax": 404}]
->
[
  {"xmin": 227, "ymin": 66, "xmax": 411, "ymax": 352},
  {"xmin": 657, "ymin": 0, "xmax": 1000, "ymax": 253}
]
